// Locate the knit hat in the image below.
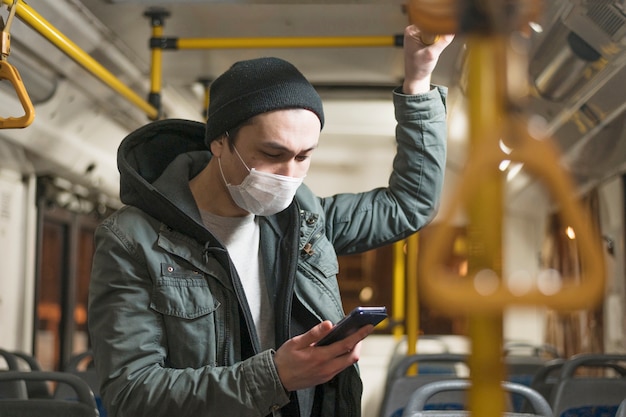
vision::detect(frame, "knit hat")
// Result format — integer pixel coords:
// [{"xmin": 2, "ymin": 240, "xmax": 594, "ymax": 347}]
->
[{"xmin": 205, "ymin": 57, "xmax": 324, "ymax": 145}]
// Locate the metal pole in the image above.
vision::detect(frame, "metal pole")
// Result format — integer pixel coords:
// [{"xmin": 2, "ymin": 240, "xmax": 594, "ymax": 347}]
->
[
  {"xmin": 175, "ymin": 35, "xmax": 401, "ymax": 50},
  {"xmin": 3, "ymin": 0, "xmax": 159, "ymax": 119}
]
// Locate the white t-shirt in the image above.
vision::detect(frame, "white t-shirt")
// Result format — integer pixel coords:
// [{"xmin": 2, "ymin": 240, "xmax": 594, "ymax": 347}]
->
[{"xmin": 200, "ymin": 210, "xmax": 276, "ymax": 351}]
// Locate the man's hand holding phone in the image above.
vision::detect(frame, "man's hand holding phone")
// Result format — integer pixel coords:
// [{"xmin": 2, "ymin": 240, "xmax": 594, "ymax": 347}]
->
[{"xmin": 273, "ymin": 306, "xmax": 387, "ymax": 392}]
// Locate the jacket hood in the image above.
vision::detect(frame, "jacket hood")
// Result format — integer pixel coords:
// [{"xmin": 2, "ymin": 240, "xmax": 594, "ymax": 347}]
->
[{"xmin": 117, "ymin": 118, "xmax": 215, "ymax": 243}]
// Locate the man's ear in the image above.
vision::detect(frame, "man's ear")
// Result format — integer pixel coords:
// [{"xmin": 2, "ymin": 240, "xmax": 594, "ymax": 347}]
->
[{"xmin": 210, "ymin": 136, "xmax": 225, "ymax": 157}]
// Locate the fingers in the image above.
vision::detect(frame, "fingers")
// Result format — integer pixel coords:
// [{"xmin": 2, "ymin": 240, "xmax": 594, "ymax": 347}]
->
[
  {"xmin": 273, "ymin": 322, "xmax": 374, "ymax": 392},
  {"xmin": 405, "ymin": 24, "xmax": 455, "ymax": 49},
  {"xmin": 293, "ymin": 320, "xmax": 334, "ymax": 347},
  {"xmin": 318, "ymin": 324, "xmax": 374, "ymax": 358}
]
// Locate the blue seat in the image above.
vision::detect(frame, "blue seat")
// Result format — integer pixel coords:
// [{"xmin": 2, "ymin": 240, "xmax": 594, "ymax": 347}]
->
[
  {"xmin": 400, "ymin": 379, "xmax": 553, "ymax": 417},
  {"xmin": 550, "ymin": 354, "xmax": 626, "ymax": 417},
  {"xmin": 504, "ymin": 342, "xmax": 561, "ymax": 411},
  {"xmin": 379, "ymin": 354, "xmax": 469, "ymax": 417},
  {"xmin": 528, "ymin": 359, "xmax": 565, "ymax": 406}
]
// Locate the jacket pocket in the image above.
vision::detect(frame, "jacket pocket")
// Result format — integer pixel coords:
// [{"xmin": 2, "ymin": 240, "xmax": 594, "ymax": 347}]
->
[
  {"xmin": 300, "ymin": 232, "xmax": 339, "ymax": 279},
  {"xmin": 298, "ymin": 235, "xmax": 344, "ymax": 317},
  {"xmin": 150, "ymin": 263, "xmax": 220, "ymax": 319}
]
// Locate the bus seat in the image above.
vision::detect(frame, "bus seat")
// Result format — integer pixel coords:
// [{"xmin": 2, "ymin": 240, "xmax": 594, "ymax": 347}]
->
[
  {"xmin": 11, "ymin": 351, "xmax": 53, "ymax": 399},
  {"xmin": 0, "ymin": 350, "xmax": 27, "ymax": 400},
  {"xmin": 529, "ymin": 359, "xmax": 565, "ymax": 403},
  {"xmin": 550, "ymin": 354, "xmax": 626, "ymax": 417},
  {"xmin": 0, "ymin": 370, "xmax": 98, "ymax": 417},
  {"xmin": 386, "ymin": 336, "xmax": 470, "ymax": 379},
  {"xmin": 615, "ymin": 399, "xmax": 626, "ymax": 417},
  {"xmin": 400, "ymin": 379, "xmax": 553, "ymax": 417},
  {"xmin": 504, "ymin": 341, "xmax": 562, "ymax": 409},
  {"xmin": 54, "ymin": 351, "xmax": 106, "ymax": 417},
  {"xmin": 379, "ymin": 354, "xmax": 469, "ymax": 417}
]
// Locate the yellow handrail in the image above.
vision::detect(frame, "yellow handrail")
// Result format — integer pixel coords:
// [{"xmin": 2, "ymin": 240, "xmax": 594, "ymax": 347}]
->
[
  {"xmin": 419, "ymin": 34, "xmax": 605, "ymax": 417},
  {"xmin": 392, "ymin": 239, "xmax": 406, "ymax": 340},
  {"xmin": 1, "ymin": 0, "xmax": 159, "ymax": 120},
  {"xmin": 144, "ymin": 7, "xmax": 405, "ymax": 116},
  {"xmin": 0, "ymin": 0, "xmax": 34, "ymax": 128},
  {"xmin": 405, "ymin": 232, "xmax": 420, "ymax": 375},
  {"xmin": 175, "ymin": 35, "xmax": 400, "ymax": 50}
]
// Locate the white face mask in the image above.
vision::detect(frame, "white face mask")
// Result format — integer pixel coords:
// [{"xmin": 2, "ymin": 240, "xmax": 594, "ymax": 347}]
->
[{"xmin": 218, "ymin": 145, "xmax": 304, "ymax": 216}]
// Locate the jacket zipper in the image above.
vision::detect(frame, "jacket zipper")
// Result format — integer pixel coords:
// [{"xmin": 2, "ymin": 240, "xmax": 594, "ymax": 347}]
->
[
  {"xmin": 280, "ymin": 203, "xmax": 301, "ymax": 344},
  {"xmin": 203, "ymin": 245, "xmax": 259, "ymax": 359}
]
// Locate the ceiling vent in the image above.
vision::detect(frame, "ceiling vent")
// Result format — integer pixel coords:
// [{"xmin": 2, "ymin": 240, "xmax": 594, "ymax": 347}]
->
[{"xmin": 530, "ymin": 0, "xmax": 626, "ymax": 102}]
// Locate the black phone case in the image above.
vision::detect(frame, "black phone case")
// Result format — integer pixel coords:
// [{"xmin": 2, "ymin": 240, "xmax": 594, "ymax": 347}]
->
[{"xmin": 315, "ymin": 306, "xmax": 387, "ymax": 346}]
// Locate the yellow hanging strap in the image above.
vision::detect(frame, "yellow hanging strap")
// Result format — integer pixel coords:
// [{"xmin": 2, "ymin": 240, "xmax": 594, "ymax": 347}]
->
[{"xmin": 0, "ymin": 0, "xmax": 34, "ymax": 129}]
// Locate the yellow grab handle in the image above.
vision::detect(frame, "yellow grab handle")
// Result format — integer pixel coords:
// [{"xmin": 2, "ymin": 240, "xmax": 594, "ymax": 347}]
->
[
  {"xmin": 0, "ymin": 60, "xmax": 34, "ymax": 128},
  {"xmin": 419, "ymin": 117, "xmax": 605, "ymax": 313},
  {"xmin": 406, "ymin": 0, "xmax": 458, "ymax": 35}
]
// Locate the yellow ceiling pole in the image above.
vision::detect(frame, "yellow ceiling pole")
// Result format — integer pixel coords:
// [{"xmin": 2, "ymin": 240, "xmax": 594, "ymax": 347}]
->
[
  {"xmin": 392, "ymin": 239, "xmax": 407, "ymax": 340},
  {"xmin": 2, "ymin": 0, "xmax": 158, "ymax": 120},
  {"xmin": 144, "ymin": 8, "xmax": 169, "ymax": 120},
  {"xmin": 410, "ymin": 2, "xmax": 605, "ymax": 417},
  {"xmin": 464, "ymin": 33, "xmax": 507, "ymax": 417},
  {"xmin": 197, "ymin": 78, "xmax": 212, "ymax": 121},
  {"xmin": 175, "ymin": 35, "xmax": 401, "ymax": 50},
  {"xmin": 405, "ymin": 232, "xmax": 420, "ymax": 376}
]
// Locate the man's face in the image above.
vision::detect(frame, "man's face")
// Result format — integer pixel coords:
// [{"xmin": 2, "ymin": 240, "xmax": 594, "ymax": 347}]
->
[{"xmin": 216, "ymin": 108, "xmax": 321, "ymax": 186}]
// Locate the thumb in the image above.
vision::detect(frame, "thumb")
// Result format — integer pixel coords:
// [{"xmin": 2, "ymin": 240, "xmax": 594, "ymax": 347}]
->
[{"xmin": 296, "ymin": 321, "xmax": 334, "ymax": 347}]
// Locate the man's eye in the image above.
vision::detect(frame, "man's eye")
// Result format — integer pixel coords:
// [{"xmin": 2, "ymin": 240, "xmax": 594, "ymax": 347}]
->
[{"xmin": 295, "ymin": 155, "xmax": 310, "ymax": 162}]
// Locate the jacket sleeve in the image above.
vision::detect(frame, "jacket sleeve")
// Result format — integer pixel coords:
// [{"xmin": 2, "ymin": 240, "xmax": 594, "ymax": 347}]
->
[
  {"xmin": 88, "ymin": 218, "xmax": 290, "ymax": 417},
  {"xmin": 321, "ymin": 85, "xmax": 448, "ymax": 255}
]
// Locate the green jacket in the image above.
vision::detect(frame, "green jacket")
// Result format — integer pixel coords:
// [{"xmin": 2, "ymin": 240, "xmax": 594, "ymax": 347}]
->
[{"xmin": 88, "ymin": 86, "xmax": 448, "ymax": 417}]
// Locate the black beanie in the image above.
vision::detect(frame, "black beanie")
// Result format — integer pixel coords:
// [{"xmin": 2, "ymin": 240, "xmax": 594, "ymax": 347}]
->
[{"xmin": 205, "ymin": 57, "xmax": 324, "ymax": 145}]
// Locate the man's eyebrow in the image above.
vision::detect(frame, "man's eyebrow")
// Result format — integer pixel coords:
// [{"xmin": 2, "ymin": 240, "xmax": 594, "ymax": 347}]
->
[{"xmin": 262, "ymin": 141, "xmax": 319, "ymax": 153}]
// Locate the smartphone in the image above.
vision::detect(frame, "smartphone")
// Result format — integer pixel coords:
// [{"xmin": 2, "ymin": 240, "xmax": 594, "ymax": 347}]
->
[{"xmin": 315, "ymin": 306, "xmax": 387, "ymax": 346}]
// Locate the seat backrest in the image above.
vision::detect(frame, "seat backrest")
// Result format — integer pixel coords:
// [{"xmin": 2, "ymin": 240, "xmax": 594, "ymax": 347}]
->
[
  {"xmin": 401, "ymin": 379, "xmax": 553, "ymax": 417},
  {"xmin": 379, "ymin": 354, "xmax": 469, "ymax": 417},
  {"xmin": 550, "ymin": 354, "xmax": 626, "ymax": 417},
  {"xmin": 615, "ymin": 399, "xmax": 626, "ymax": 417},
  {"xmin": 11, "ymin": 351, "xmax": 53, "ymax": 399},
  {"xmin": 504, "ymin": 342, "xmax": 560, "ymax": 391},
  {"xmin": 504, "ymin": 342, "xmax": 560, "ymax": 361},
  {"xmin": 0, "ymin": 350, "xmax": 20, "ymax": 371},
  {"xmin": 55, "ymin": 351, "xmax": 106, "ymax": 416},
  {"xmin": 0, "ymin": 371, "xmax": 99, "ymax": 417},
  {"xmin": 506, "ymin": 356, "xmax": 547, "ymax": 387},
  {"xmin": 0, "ymin": 349, "xmax": 27, "ymax": 400},
  {"xmin": 506, "ymin": 355, "xmax": 551, "ymax": 412},
  {"xmin": 529, "ymin": 359, "xmax": 564, "ymax": 403},
  {"xmin": 55, "ymin": 351, "xmax": 99, "ymax": 396}
]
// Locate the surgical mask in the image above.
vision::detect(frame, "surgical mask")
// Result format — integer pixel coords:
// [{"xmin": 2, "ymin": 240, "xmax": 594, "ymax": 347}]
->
[{"xmin": 218, "ymin": 146, "xmax": 304, "ymax": 216}]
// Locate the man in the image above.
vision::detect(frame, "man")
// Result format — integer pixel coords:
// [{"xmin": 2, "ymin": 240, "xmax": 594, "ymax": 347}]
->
[{"xmin": 88, "ymin": 25, "xmax": 453, "ymax": 417}]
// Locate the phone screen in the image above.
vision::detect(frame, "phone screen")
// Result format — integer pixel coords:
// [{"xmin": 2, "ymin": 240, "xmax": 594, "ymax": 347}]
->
[{"xmin": 315, "ymin": 306, "xmax": 387, "ymax": 346}]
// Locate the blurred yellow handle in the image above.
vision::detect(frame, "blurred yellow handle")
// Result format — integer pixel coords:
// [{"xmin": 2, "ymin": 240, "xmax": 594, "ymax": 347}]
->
[
  {"xmin": 406, "ymin": 0, "xmax": 458, "ymax": 35},
  {"xmin": 0, "ymin": 60, "xmax": 35, "ymax": 128},
  {"xmin": 419, "ymin": 116, "xmax": 606, "ymax": 313}
]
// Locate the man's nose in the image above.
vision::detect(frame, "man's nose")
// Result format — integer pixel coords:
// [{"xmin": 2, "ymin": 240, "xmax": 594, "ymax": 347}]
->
[{"xmin": 277, "ymin": 161, "xmax": 302, "ymax": 178}]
